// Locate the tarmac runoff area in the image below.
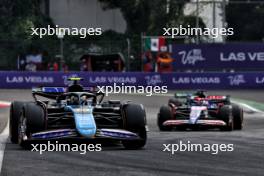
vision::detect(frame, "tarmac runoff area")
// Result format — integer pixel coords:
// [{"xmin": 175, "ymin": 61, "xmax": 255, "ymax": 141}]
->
[{"xmin": 0, "ymin": 89, "xmax": 263, "ymax": 176}]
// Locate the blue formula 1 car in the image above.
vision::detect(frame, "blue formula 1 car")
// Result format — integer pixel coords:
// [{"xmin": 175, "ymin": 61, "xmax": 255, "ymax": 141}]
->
[{"xmin": 10, "ymin": 78, "xmax": 147, "ymax": 149}]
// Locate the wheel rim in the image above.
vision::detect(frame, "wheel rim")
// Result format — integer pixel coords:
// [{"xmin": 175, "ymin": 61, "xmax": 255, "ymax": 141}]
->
[
  {"xmin": 228, "ymin": 116, "xmax": 234, "ymax": 130},
  {"xmin": 9, "ymin": 105, "xmax": 13, "ymax": 134},
  {"xmin": 18, "ymin": 113, "xmax": 27, "ymax": 144}
]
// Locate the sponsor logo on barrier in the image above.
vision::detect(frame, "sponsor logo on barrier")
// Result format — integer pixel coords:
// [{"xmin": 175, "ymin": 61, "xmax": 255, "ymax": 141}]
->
[
  {"xmin": 63, "ymin": 74, "xmax": 79, "ymax": 85},
  {"xmin": 220, "ymin": 52, "xmax": 264, "ymax": 62},
  {"xmin": 172, "ymin": 77, "xmax": 220, "ymax": 84},
  {"xmin": 228, "ymin": 74, "xmax": 246, "ymax": 86},
  {"xmin": 173, "ymin": 44, "xmax": 264, "ymax": 69},
  {"xmin": 1, "ymin": 72, "xmax": 264, "ymax": 89},
  {"xmin": 256, "ymin": 77, "xmax": 264, "ymax": 84},
  {"xmin": 6, "ymin": 76, "xmax": 53, "ymax": 83},
  {"xmin": 144, "ymin": 75, "xmax": 162, "ymax": 86},
  {"xmin": 89, "ymin": 76, "xmax": 107, "ymax": 83},
  {"xmin": 178, "ymin": 49, "xmax": 205, "ymax": 65},
  {"xmin": 89, "ymin": 76, "xmax": 136, "ymax": 84},
  {"xmin": 63, "ymin": 75, "xmax": 137, "ymax": 85}
]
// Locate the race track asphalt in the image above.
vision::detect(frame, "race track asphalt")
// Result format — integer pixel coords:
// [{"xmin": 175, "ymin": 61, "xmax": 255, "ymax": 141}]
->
[{"xmin": 0, "ymin": 89, "xmax": 264, "ymax": 176}]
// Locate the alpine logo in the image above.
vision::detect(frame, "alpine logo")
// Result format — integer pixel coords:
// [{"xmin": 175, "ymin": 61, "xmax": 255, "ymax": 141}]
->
[{"xmin": 178, "ymin": 49, "xmax": 205, "ymax": 65}]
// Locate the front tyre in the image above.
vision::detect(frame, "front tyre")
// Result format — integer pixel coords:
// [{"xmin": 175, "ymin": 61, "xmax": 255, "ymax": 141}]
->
[
  {"xmin": 122, "ymin": 104, "xmax": 147, "ymax": 149},
  {"xmin": 9, "ymin": 101, "xmax": 24, "ymax": 144},
  {"xmin": 18, "ymin": 109, "xmax": 28, "ymax": 147},
  {"xmin": 18, "ymin": 103, "xmax": 46, "ymax": 148},
  {"xmin": 232, "ymin": 105, "xmax": 243, "ymax": 130},
  {"xmin": 157, "ymin": 106, "xmax": 173, "ymax": 131},
  {"xmin": 220, "ymin": 105, "xmax": 234, "ymax": 131}
]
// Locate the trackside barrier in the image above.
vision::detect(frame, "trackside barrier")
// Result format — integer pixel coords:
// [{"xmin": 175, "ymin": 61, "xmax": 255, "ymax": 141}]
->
[
  {"xmin": 172, "ymin": 43, "xmax": 264, "ymax": 70},
  {"xmin": 0, "ymin": 71, "xmax": 264, "ymax": 89}
]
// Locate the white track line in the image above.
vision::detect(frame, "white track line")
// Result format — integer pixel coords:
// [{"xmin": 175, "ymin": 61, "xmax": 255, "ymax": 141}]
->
[
  {"xmin": 0, "ymin": 101, "xmax": 11, "ymax": 106},
  {"xmin": 232, "ymin": 101, "xmax": 262, "ymax": 113},
  {"xmin": 0, "ymin": 122, "xmax": 9, "ymax": 173},
  {"xmin": 0, "ymin": 101, "xmax": 10, "ymax": 174}
]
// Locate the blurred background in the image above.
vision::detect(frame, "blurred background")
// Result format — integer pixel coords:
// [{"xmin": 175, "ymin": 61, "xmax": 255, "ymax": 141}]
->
[
  {"xmin": 1, "ymin": 0, "xmax": 264, "ymax": 72},
  {"xmin": 2, "ymin": 2, "xmax": 264, "ymax": 176}
]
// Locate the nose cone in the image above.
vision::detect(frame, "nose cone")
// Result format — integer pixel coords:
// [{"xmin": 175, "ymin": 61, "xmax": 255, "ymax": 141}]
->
[
  {"xmin": 75, "ymin": 113, "xmax": 97, "ymax": 138},
  {"xmin": 67, "ymin": 106, "xmax": 97, "ymax": 138},
  {"xmin": 189, "ymin": 106, "xmax": 206, "ymax": 124}
]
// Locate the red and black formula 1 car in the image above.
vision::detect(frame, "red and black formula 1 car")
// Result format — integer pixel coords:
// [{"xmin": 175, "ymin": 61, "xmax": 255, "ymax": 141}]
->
[{"xmin": 157, "ymin": 91, "xmax": 243, "ymax": 131}]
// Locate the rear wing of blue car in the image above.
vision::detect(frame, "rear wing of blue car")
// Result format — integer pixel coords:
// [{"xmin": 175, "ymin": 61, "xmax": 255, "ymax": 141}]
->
[
  {"xmin": 32, "ymin": 87, "xmax": 97, "ymax": 93},
  {"xmin": 31, "ymin": 86, "xmax": 102, "ymax": 101},
  {"xmin": 32, "ymin": 87, "xmax": 66, "ymax": 100},
  {"xmin": 32, "ymin": 87, "xmax": 66, "ymax": 93}
]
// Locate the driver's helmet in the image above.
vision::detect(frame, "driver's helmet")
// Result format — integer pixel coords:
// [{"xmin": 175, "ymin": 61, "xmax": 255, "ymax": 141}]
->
[
  {"xmin": 195, "ymin": 90, "xmax": 207, "ymax": 98},
  {"xmin": 191, "ymin": 96, "xmax": 208, "ymax": 106},
  {"xmin": 69, "ymin": 95, "xmax": 79, "ymax": 105},
  {"xmin": 201, "ymin": 100, "xmax": 209, "ymax": 106},
  {"xmin": 80, "ymin": 95, "xmax": 91, "ymax": 105},
  {"xmin": 68, "ymin": 84, "xmax": 83, "ymax": 92}
]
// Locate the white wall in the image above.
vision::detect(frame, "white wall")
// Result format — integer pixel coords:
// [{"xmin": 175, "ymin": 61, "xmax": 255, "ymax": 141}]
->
[
  {"xmin": 49, "ymin": 0, "xmax": 126, "ymax": 33},
  {"xmin": 184, "ymin": 0, "xmax": 229, "ymax": 42}
]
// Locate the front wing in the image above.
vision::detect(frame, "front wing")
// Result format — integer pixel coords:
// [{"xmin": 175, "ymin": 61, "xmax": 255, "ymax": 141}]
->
[
  {"xmin": 30, "ymin": 128, "xmax": 140, "ymax": 140},
  {"xmin": 163, "ymin": 119, "xmax": 226, "ymax": 127}
]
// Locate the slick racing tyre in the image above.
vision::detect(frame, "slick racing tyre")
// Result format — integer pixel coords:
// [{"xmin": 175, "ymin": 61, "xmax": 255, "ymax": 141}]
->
[
  {"xmin": 219, "ymin": 105, "xmax": 234, "ymax": 131},
  {"xmin": 18, "ymin": 103, "xmax": 46, "ymax": 147},
  {"xmin": 232, "ymin": 104, "xmax": 243, "ymax": 130},
  {"xmin": 122, "ymin": 104, "xmax": 147, "ymax": 149},
  {"xmin": 9, "ymin": 101, "xmax": 24, "ymax": 144},
  {"xmin": 157, "ymin": 106, "xmax": 173, "ymax": 131}
]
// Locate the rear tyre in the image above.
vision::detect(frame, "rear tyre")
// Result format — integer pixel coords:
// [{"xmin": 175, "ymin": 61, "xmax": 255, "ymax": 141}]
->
[
  {"xmin": 232, "ymin": 105, "xmax": 243, "ymax": 130},
  {"xmin": 122, "ymin": 104, "xmax": 147, "ymax": 149},
  {"xmin": 219, "ymin": 105, "xmax": 234, "ymax": 131},
  {"xmin": 157, "ymin": 106, "xmax": 173, "ymax": 131},
  {"xmin": 18, "ymin": 103, "xmax": 46, "ymax": 148},
  {"xmin": 9, "ymin": 101, "xmax": 24, "ymax": 144}
]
